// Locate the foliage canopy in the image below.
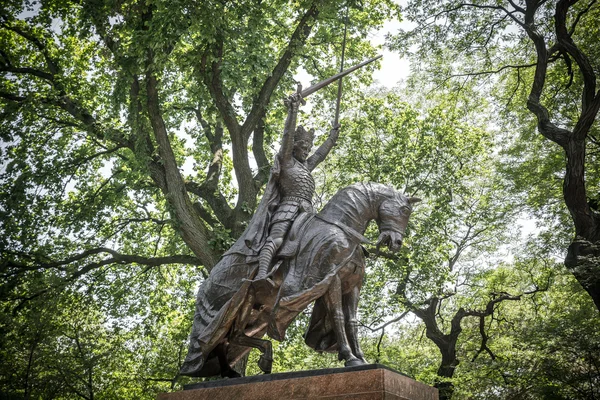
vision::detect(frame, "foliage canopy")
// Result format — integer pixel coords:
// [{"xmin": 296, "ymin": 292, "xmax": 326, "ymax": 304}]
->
[{"xmin": 1, "ymin": 0, "xmax": 599, "ymax": 399}]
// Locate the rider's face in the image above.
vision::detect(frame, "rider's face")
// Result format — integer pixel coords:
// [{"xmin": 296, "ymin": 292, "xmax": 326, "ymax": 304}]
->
[{"xmin": 293, "ymin": 141, "xmax": 311, "ymax": 162}]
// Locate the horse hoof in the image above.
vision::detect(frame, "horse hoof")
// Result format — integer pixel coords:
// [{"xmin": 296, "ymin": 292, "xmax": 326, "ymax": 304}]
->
[
  {"xmin": 345, "ymin": 357, "xmax": 367, "ymax": 367},
  {"xmin": 258, "ymin": 354, "xmax": 273, "ymax": 374},
  {"xmin": 223, "ymin": 369, "xmax": 241, "ymax": 378}
]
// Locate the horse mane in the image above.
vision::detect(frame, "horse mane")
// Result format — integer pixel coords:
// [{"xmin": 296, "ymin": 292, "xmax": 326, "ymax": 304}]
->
[{"xmin": 319, "ymin": 182, "xmax": 398, "ymax": 227}]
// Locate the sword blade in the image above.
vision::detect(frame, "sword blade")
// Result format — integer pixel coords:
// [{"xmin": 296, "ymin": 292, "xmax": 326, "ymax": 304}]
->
[{"xmin": 299, "ymin": 55, "xmax": 382, "ymax": 99}]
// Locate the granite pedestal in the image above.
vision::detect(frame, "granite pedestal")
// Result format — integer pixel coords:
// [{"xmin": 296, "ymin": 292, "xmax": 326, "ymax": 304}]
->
[{"xmin": 158, "ymin": 364, "xmax": 438, "ymax": 400}]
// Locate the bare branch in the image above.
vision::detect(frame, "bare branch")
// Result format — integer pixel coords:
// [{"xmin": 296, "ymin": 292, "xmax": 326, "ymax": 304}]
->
[
  {"xmin": 252, "ymin": 116, "xmax": 270, "ymax": 186},
  {"xmin": 507, "ymin": 0, "xmax": 525, "ymax": 14},
  {"xmin": 434, "ymin": 3, "xmax": 525, "ymax": 28},
  {"xmin": 362, "ymin": 311, "xmax": 410, "ymax": 332},
  {"xmin": 451, "ymin": 62, "xmax": 537, "ymax": 78},
  {"xmin": 471, "ymin": 315, "xmax": 496, "ymax": 362}
]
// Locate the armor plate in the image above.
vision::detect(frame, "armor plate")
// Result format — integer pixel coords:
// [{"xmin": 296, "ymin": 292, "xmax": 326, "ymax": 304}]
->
[
  {"xmin": 271, "ymin": 199, "xmax": 313, "ymax": 224},
  {"xmin": 279, "ymin": 159, "xmax": 315, "ymax": 202}
]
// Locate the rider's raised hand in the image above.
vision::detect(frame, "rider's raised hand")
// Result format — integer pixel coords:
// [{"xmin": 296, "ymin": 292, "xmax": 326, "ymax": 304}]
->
[
  {"xmin": 329, "ymin": 122, "xmax": 341, "ymax": 143},
  {"xmin": 284, "ymin": 92, "xmax": 305, "ymax": 110}
]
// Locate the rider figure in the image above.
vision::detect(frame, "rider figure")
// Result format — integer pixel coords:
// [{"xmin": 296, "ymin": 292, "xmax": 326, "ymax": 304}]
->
[{"xmin": 255, "ymin": 91, "xmax": 340, "ymax": 281}]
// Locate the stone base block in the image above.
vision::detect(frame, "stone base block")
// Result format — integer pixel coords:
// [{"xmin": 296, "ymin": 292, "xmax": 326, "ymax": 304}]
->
[{"xmin": 158, "ymin": 364, "xmax": 438, "ymax": 400}]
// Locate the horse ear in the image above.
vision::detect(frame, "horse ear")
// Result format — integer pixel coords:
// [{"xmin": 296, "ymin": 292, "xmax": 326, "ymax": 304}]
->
[{"xmin": 408, "ymin": 196, "xmax": 422, "ymax": 204}]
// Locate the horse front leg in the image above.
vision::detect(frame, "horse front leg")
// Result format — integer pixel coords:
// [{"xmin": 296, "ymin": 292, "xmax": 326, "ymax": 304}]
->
[
  {"xmin": 229, "ymin": 334, "xmax": 273, "ymax": 374},
  {"xmin": 343, "ymin": 285, "xmax": 366, "ymax": 364},
  {"xmin": 323, "ymin": 274, "xmax": 362, "ymax": 366},
  {"xmin": 229, "ymin": 286, "xmax": 273, "ymax": 374}
]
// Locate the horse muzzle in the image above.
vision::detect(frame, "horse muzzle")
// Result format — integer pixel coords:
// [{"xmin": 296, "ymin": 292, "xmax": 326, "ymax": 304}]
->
[{"xmin": 376, "ymin": 230, "xmax": 404, "ymax": 253}]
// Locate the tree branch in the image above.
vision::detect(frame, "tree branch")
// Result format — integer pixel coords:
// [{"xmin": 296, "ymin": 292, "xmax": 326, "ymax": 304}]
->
[
  {"xmin": 240, "ymin": 2, "xmax": 320, "ymax": 138},
  {"xmin": 0, "ymin": 65, "xmax": 54, "ymax": 81},
  {"xmin": 2, "ymin": 247, "xmax": 203, "ymax": 273},
  {"xmin": 451, "ymin": 62, "xmax": 537, "ymax": 78},
  {"xmin": 252, "ymin": 116, "xmax": 270, "ymax": 187},
  {"xmin": 555, "ymin": 0, "xmax": 597, "ymax": 124},
  {"xmin": 0, "ymin": 90, "xmax": 26, "ymax": 102},
  {"xmin": 2, "ymin": 247, "xmax": 205, "ymax": 313},
  {"xmin": 185, "ymin": 180, "xmax": 233, "ymax": 228},
  {"xmin": 0, "ymin": 17, "xmax": 60, "ymax": 76},
  {"xmin": 471, "ymin": 315, "xmax": 496, "ymax": 362},
  {"xmin": 436, "ymin": 3, "xmax": 525, "ymax": 28},
  {"xmin": 362, "ymin": 310, "xmax": 410, "ymax": 332},
  {"xmin": 523, "ymin": 2, "xmax": 571, "ymax": 148},
  {"xmin": 146, "ymin": 68, "xmax": 217, "ymax": 268}
]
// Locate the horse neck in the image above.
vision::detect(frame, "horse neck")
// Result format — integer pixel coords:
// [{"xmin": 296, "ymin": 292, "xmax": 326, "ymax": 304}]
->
[{"xmin": 319, "ymin": 183, "xmax": 382, "ymax": 234}]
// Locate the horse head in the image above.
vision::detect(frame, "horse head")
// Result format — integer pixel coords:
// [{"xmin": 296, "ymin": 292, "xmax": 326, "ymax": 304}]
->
[{"xmin": 376, "ymin": 190, "xmax": 421, "ymax": 252}]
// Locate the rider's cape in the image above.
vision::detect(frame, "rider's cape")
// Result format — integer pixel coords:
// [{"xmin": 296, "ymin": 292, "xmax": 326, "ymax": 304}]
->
[
  {"xmin": 180, "ymin": 159, "xmax": 282, "ymax": 377},
  {"xmin": 225, "ymin": 157, "xmax": 282, "ymax": 257}
]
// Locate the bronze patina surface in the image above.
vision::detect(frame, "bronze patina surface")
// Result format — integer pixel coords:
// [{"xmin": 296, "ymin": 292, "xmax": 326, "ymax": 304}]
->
[{"xmin": 180, "ymin": 64, "xmax": 418, "ymax": 378}]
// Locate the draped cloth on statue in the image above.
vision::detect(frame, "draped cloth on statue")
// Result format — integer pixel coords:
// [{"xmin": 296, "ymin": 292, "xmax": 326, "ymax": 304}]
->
[
  {"xmin": 226, "ymin": 157, "xmax": 282, "ymax": 257},
  {"xmin": 267, "ymin": 215, "xmax": 367, "ymax": 345},
  {"xmin": 180, "ymin": 159, "xmax": 282, "ymax": 377}
]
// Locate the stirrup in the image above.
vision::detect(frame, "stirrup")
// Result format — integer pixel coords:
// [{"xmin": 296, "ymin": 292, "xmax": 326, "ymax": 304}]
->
[{"xmin": 251, "ymin": 277, "xmax": 276, "ymax": 297}]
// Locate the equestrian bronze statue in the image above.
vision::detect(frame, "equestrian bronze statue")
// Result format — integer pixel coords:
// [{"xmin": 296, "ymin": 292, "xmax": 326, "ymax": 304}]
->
[{"xmin": 180, "ymin": 57, "xmax": 419, "ymax": 378}]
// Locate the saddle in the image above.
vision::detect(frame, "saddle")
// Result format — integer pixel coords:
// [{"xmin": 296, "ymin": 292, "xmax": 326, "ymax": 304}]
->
[
  {"xmin": 276, "ymin": 212, "xmax": 371, "ymax": 260},
  {"xmin": 277, "ymin": 212, "xmax": 315, "ymax": 258}
]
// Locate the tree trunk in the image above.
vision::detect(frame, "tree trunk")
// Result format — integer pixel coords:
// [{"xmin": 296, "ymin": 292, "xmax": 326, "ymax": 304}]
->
[
  {"xmin": 435, "ymin": 351, "xmax": 459, "ymax": 400},
  {"xmin": 146, "ymin": 73, "xmax": 218, "ymax": 269},
  {"xmin": 413, "ymin": 301, "xmax": 462, "ymax": 400},
  {"xmin": 523, "ymin": 0, "xmax": 600, "ymax": 311},
  {"xmin": 565, "ymin": 237, "xmax": 600, "ymax": 309}
]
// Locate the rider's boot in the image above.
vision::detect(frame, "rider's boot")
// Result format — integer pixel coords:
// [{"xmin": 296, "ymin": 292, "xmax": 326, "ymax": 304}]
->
[
  {"xmin": 254, "ymin": 239, "xmax": 277, "ymax": 291},
  {"xmin": 256, "ymin": 239, "xmax": 277, "ymax": 280}
]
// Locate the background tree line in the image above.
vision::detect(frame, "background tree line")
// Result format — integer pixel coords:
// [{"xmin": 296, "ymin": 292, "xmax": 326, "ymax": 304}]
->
[{"xmin": 0, "ymin": 0, "xmax": 598, "ymax": 399}]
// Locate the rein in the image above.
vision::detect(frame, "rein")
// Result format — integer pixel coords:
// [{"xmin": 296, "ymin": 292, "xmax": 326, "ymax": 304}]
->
[{"xmin": 315, "ymin": 214, "xmax": 371, "ymax": 244}]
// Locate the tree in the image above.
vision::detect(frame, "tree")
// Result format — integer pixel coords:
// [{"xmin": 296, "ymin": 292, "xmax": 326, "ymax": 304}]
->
[
  {"xmin": 318, "ymin": 86, "xmax": 553, "ymax": 399},
  {"xmin": 464, "ymin": 267, "xmax": 600, "ymax": 400},
  {"xmin": 393, "ymin": 0, "xmax": 600, "ymax": 310}
]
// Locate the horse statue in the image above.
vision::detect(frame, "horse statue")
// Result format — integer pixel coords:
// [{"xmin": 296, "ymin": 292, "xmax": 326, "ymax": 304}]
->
[{"xmin": 180, "ymin": 182, "xmax": 419, "ymax": 378}]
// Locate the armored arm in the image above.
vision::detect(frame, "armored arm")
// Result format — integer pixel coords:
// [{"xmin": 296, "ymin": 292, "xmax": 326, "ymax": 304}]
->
[
  {"xmin": 279, "ymin": 93, "xmax": 304, "ymax": 164},
  {"xmin": 306, "ymin": 124, "xmax": 340, "ymax": 171}
]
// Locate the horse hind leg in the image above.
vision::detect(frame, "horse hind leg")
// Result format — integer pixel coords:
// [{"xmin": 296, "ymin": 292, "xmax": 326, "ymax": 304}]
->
[
  {"xmin": 216, "ymin": 342, "xmax": 241, "ymax": 378},
  {"xmin": 323, "ymin": 275, "xmax": 362, "ymax": 366},
  {"xmin": 343, "ymin": 285, "xmax": 367, "ymax": 364}
]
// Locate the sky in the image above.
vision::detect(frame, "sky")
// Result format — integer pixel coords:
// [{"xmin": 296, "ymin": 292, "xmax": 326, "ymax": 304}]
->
[
  {"xmin": 371, "ymin": 19, "xmax": 411, "ymax": 87},
  {"xmin": 294, "ymin": 17, "xmax": 411, "ymax": 91}
]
